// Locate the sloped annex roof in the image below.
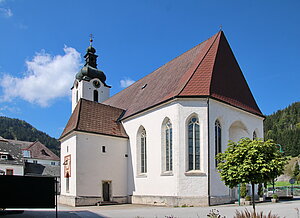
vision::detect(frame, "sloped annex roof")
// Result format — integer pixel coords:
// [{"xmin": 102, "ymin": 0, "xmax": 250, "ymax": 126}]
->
[
  {"xmin": 60, "ymin": 99, "xmax": 128, "ymax": 139},
  {"xmin": 104, "ymin": 31, "xmax": 263, "ymax": 119}
]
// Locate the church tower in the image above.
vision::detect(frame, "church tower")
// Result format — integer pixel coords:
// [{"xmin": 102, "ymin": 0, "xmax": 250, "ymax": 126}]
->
[{"xmin": 72, "ymin": 36, "xmax": 111, "ymax": 112}]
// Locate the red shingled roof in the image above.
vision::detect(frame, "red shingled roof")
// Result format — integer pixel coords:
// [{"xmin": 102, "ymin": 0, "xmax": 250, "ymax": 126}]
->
[
  {"xmin": 104, "ymin": 31, "xmax": 262, "ymax": 118},
  {"xmin": 60, "ymin": 99, "xmax": 128, "ymax": 139},
  {"xmin": 25, "ymin": 141, "xmax": 60, "ymax": 161}
]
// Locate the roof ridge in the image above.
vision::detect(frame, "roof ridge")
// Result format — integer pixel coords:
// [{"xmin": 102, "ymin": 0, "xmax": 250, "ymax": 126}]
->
[{"xmin": 177, "ymin": 31, "xmax": 221, "ymax": 96}]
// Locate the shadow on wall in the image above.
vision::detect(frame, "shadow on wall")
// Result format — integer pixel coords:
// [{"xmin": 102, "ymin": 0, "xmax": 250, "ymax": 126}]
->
[{"xmin": 127, "ymin": 140, "xmax": 135, "ymax": 200}]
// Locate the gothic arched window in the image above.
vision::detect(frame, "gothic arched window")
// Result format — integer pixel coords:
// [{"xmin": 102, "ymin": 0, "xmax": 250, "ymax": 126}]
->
[
  {"xmin": 140, "ymin": 128, "xmax": 147, "ymax": 173},
  {"xmin": 162, "ymin": 119, "xmax": 173, "ymax": 172},
  {"xmin": 253, "ymin": 131, "xmax": 257, "ymax": 139},
  {"xmin": 215, "ymin": 120, "xmax": 222, "ymax": 166},
  {"xmin": 188, "ymin": 116, "xmax": 200, "ymax": 171}
]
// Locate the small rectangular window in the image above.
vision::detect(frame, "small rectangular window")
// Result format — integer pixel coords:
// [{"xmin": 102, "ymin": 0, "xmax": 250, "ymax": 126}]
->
[
  {"xmin": 0, "ymin": 155, "xmax": 7, "ymax": 160},
  {"xmin": 51, "ymin": 162, "xmax": 55, "ymax": 165},
  {"xmin": 6, "ymin": 169, "xmax": 13, "ymax": 175},
  {"xmin": 102, "ymin": 146, "xmax": 106, "ymax": 153}
]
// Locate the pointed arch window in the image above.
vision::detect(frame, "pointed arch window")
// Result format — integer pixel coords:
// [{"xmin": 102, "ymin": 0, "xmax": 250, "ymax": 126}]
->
[
  {"xmin": 215, "ymin": 120, "xmax": 222, "ymax": 166},
  {"xmin": 163, "ymin": 119, "xmax": 173, "ymax": 172},
  {"xmin": 253, "ymin": 131, "xmax": 257, "ymax": 139},
  {"xmin": 188, "ymin": 117, "xmax": 200, "ymax": 171},
  {"xmin": 93, "ymin": 90, "xmax": 98, "ymax": 102},
  {"xmin": 140, "ymin": 129, "xmax": 147, "ymax": 173},
  {"xmin": 76, "ymin": 90, "xmax": 78, "ymax": 103}
]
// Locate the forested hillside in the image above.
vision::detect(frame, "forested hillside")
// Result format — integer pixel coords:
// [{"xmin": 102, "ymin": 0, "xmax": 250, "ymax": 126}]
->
[
  {"xmin": 0, "ymin": 116, "xmax": 60, "ymax": 155},
  {"xmin": 264, "ymin": 102, "xmax": 300, "ymax": 156}
]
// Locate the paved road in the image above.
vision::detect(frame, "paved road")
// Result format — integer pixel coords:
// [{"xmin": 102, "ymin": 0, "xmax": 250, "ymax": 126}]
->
[{"xmin": 3, "ymin": 199, "xmax": 300, "ymax": 217}]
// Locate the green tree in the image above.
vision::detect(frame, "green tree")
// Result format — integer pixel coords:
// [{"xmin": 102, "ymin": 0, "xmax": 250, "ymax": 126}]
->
[
  {"xmin": 216, "ymin": 138, "xmax": 287, "ymax": 213},
  {"xmin": 293, "ymin": 161, "xmax": 300, "ymax": 184}
]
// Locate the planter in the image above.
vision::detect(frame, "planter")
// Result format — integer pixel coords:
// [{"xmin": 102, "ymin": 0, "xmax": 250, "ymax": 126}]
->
[
  {"xmin": 240, "ymin": 198, "xmax": 245, "ymax": 205},
  {"xmin": 271, "ymin": 198, "xmax": 278, "ymax": 203},
  {"xmin": 259, "ymin": 196, "xmax": 265, "ymax": 202},
  {"xmin": 244, "ymin": 200, "xmax": 251, "ymax": 205}
]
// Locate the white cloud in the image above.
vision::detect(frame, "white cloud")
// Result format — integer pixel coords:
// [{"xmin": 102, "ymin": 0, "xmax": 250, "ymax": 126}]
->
[
  {"xmin": 0, "ymin": 8, "xmax": 12, "ymax": 17},
  {"xmin": 120, "ymin": 78, "xmax": 135, "ymax": 88},
  {"xmin": 0, "ymin": 46, "xmax": 81, "ymax": 107}
]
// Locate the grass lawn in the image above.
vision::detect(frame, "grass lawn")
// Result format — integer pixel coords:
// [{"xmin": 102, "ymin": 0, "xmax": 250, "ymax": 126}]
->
[{"xmin": 267, "ymin": 181, "xmax": 300, "ymax": 187}]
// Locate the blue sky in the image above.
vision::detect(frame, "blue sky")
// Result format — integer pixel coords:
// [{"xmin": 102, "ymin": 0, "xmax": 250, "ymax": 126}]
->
[{"xmin": 0, "ymin": 0, "xmax": 299, "ymax": 138}]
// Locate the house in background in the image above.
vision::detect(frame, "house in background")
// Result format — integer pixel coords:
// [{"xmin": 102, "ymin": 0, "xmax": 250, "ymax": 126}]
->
[
  {"xmin": 8, "ymin": 140, "xmax": 60, "ymax": 166},
  {"xmin": 0, "ymin": 137, "xmax": 24, "ymax": 176}
]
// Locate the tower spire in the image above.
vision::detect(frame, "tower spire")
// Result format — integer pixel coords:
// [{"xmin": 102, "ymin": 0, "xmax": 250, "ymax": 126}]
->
[{"xmin": 84, "ymin": 34, "xmax": 98, "ymax": 68}]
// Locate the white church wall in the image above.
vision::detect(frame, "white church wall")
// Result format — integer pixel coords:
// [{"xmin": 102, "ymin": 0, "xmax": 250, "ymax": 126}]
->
[
  {"xmin": 60, "ymin": 133, "xmax": 77, "ymax": 197},
  {"xmin": 123, "ymin": 101, "xmax": 179, "ymax": 198},
  {"xmin": 124, "ymin": 98, "xmax": 212, "ymax": 205},
  {"xmin": 76, "ymin": 132, "xmax": 128, "ymax": 200},
  {"xmin": 208, "ymin": 99, "xmax": 264, "ymax": 200},
  {"xmin": 176, "ymin": 99, "xmax": 209, "ymax": 198}
]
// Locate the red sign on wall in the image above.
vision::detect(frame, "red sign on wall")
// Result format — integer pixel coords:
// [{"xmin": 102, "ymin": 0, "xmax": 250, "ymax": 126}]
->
[{"xmin": 64, "ymin": 155, "xmax": 71, "ymax": 178}]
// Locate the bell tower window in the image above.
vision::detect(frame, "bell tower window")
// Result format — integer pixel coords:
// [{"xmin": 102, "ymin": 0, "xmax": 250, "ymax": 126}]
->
[{"xmin": 94, "ymin": 90, "xmax": 98, "ymax": 102}]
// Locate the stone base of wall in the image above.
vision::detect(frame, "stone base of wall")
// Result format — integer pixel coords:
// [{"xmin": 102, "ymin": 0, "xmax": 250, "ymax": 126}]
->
[
  {"xmin": 132, "ymin": 195, "xmax": 209, "ymax": 207},
  {"xmin": 210, "ymin": 195, "xmax": 235, "ymax": 205},
  {"xmin": 59, "ymin": 195, "xmax": 128, "ymax": 207}
]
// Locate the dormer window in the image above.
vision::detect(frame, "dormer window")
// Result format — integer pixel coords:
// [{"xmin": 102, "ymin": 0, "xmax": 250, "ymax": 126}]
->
[
  {"xmin": 22, "ymin": 150, "xmax": 31, "ymax": 158},
  {"xmin": 0, "ymin": 155, "xmax": 8, "ymax": 160}
]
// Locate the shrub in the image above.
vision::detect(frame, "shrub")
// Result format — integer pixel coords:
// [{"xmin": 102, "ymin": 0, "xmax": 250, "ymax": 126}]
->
[
  {"xmin": 234, "ymin": 209, "xmax": 280, "ymax": 218},
  {"xmin": 272, "ymin": 194, "xmax": 278, "ymax": 199},
  {"xmin": 245, "ymin": 195, "xmax": 251, "ymax": 201},
  {"xmin": 240, "ymin": 183, "xmax": 247, "ymax": 198}
]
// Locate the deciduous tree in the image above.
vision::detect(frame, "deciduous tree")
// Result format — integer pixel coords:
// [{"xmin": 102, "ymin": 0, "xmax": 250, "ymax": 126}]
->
[{"xmin": 216, "ymin": 138, "xmax": 287, "ymax": 212}]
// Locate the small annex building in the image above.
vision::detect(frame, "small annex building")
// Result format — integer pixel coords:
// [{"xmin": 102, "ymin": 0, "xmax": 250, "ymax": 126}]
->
[{"xmin": 59, "ymin": 31, "xmax": 264, "ymax": 207}]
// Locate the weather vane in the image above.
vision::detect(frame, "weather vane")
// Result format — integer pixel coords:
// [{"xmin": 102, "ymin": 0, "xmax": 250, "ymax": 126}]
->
[
  {"xmin": 219, "ymin": 25, "xmax": 223, "ymax": 31},
  {"xmin": 89, "ymin": 33, "xmax": 94, "ymax": 46}
]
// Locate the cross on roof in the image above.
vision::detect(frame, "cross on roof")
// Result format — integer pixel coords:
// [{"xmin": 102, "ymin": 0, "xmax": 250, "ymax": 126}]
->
[{"xmin": 89, "ymin": 33, "xmax": 94, "ymax": 46}]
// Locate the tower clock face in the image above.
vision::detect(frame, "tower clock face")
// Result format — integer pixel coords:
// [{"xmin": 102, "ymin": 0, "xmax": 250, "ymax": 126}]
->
[{"xmin": 93, "ymin": 80, "xmax": 101, "ymax": 88}]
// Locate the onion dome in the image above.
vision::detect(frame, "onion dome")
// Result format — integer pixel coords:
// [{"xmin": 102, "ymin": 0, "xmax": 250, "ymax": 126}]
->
[{"xmin": 76, "ymin": 35, "xmax": 110, "ymax": 87}]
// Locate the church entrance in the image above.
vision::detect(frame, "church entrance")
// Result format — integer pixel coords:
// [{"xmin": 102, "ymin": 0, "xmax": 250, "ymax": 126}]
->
[{"xmin": 102, "ymin": 181, "xmax": 111, "ymax": 202}]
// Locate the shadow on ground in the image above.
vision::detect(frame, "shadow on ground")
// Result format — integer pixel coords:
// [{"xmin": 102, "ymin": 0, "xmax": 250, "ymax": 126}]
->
[{"xmin": 1, "ymin": 210, "xmax": 105, "ymax": 217}]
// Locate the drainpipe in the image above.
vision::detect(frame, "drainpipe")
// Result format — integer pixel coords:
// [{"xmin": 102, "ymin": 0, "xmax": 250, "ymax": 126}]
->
[{"xmin": 207, "ymin": 98, "xmax": 211, "ymax": 206}]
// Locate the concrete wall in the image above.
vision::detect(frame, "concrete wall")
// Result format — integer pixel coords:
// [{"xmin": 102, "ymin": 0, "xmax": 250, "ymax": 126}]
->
[{"xmin": 0, "ymin": 163, "xmax": 24, "ymax": 176}]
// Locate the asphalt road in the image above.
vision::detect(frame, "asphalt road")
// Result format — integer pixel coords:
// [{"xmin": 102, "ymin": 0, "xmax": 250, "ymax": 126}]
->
[{"xmin": 3, "ymin": 198, "xmax": 300, "ymax": 218}]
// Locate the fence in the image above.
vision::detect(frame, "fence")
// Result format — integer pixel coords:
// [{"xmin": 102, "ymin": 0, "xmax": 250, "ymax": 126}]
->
[{"xmin": 265, "ymin": 186, "xmax": 300, "ymax": 197}]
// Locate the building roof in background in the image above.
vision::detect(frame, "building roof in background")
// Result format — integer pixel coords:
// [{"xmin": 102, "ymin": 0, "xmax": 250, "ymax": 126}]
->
[
  {"xmin": 24, "ymin": 162, "xmax": 60, "ymax": 177},
  {"xmin": 60, "ymin": 99, "xmax": 128, "ymax": 140},
  {"xmin": 25, "ymin": 141, "xmax": 60, "ymax": 161},
  {"xmin": 8, "ymin": 139, "xmax": 33, "ymax": 149},
  {"xmin": 104, "ymin": 31, "xmax": 263, "ymax": 119},
  {"xmin": 0, "ymin": 140, "xmax": 23, "ymax": 165},
  {"xmin": 8, "ymin": 139, "xmax": 60, "ymax": 161}
]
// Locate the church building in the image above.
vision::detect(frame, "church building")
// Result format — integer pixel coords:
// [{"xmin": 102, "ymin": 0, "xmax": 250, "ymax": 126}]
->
[{"xmin": 59, "ymin": 31, "xmax": 264, "ymax": 207}]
